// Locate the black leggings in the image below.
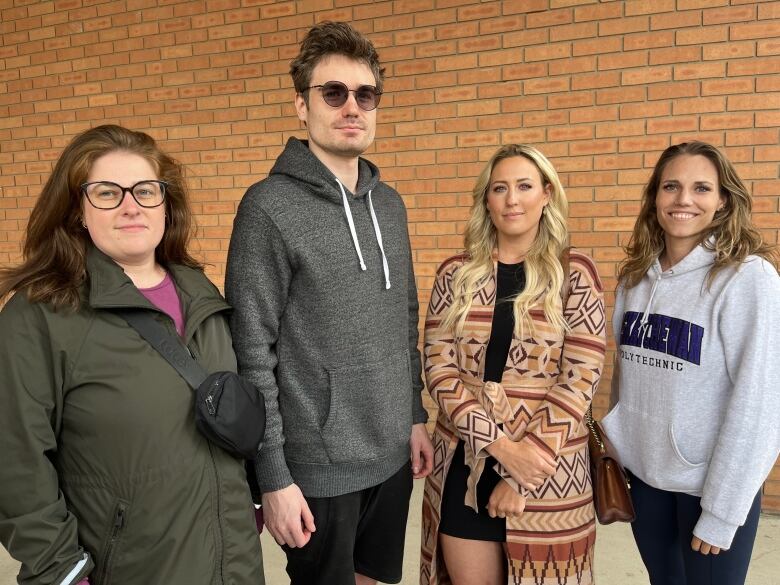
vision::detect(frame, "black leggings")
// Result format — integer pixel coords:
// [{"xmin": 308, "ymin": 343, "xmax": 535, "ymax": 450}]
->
[{"xmin": 628, "ymin": 470, "xmax": 762, "ymax": 585}]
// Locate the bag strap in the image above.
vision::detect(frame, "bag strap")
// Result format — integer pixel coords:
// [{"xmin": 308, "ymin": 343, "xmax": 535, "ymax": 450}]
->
[{"xmin": 117, "ymin": 309, "xmax": 207, "ymax": 390}]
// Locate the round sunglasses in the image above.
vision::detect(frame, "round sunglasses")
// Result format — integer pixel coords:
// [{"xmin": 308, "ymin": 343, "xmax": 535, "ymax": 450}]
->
[{"xmin": 304, "ymin": 81, "xmax": 382, "ymax": 111}]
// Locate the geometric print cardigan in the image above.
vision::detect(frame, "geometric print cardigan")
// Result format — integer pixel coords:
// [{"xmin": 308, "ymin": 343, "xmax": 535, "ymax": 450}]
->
[{"xmin": 420, "ymin": 250, "xmax": 606, "ymax": 585}]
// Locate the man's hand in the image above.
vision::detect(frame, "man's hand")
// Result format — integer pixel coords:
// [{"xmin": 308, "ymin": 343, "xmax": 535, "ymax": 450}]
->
[
  {"xmin": 410, "ymin": 423, "xmax": 434, "ymax": 479},
  {"xmin": 487, "ymin": 479, "xmax": 526, "ymax": 519},
  {"xmin": 691, "ymin": 536, "xmax": 722, "ymax": 555},
  {"xmin": 261, "ymin": 484, "xmax": 315, "ymax": 548},
  {"xmin": 486, "ymin": 436, "xmax": 556, "ymax": 491}
]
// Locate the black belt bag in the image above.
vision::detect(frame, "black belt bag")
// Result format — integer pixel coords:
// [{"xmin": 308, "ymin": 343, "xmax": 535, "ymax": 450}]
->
[{"xmin": 118, "ymin": 309, "xmax": 265, "ymax": 460}]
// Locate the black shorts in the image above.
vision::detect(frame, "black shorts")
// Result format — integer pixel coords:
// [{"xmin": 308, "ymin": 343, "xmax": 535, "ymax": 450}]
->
[
  {"xmin": 283, "ymin": 461, "xmax": 413, "ymax": 585},
  {"xmin": 439, "ymin": 440, "xmax": 506, "ymax": 541}
]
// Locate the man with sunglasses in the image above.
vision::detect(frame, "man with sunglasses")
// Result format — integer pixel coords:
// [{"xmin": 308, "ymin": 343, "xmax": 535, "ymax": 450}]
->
[{"xmin": 226, "ymin": 21, "xmax": 433, "ymax": 585}]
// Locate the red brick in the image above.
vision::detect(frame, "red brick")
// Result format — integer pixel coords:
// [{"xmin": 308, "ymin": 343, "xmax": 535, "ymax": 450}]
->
[
  {"xmin": 704, "ymin": 4, "xmax": 756, "ymax": 25},
  {"xmin": 575, "ymin": 2, "xmax": 624, "ymax": 21},
  {"xmin": 548, "ymin": 126, "xmax": 594, "ymax": 142},
  {"xmin": 596, "ymin": 86, "xmax": 645, "ymax": 105},
  {"xmin": 757, "ymin": 39, "xmax": 780, "ymax": 57},
  {"xmin": 726, "ymin": 129, "xmax": 779, "ymax": 147},
  {"xmin": 624, "ymin": 0, "xmax": 675, "ymax": 15},
  {"xmin": 701, "ymin": 113, "xmax": 754, "ymax": 130},
  {"xmin": 549, "ymin": 56, "xmax": 596, "ymax": 76},
  {"xmin": 596, "ymin": 119, "xmax": 647, "ymax": 138},
  {"xmin": 674, "ymin": 61, "xmax": 727, "ymax": 80},
  {"xmin": 649, "ymin": 46, "xmax": 702, "ymax": 65},
  {"xmin": 524, "ymin": 42, "xmax": 571, "ymax": 62},
  {"xmin": 647, "ymin": 116, "xmax": 699, "ymax": 134},
  {"xmin": 479, "ymin": 15, "xmax": 524, "ymax": 34},
  {"xmin": 624, "ymin": 30, "xmax": 674, "ymax": 51},
  {"xmin": 731, "ymin": 21, "xmax": 780, "ymax": 40},
  {"xmin": 573, "ymin": 36, "xmax": 621, "ymax": 56},
  {"xmin": 570, "ymin": 104, "xmax": 618, "ymax": 123},
  {"xmin": 704, "ymin": 40, "xmax": 754, "ymax": 61},
  {"xmin": 569, "ymin": 139, "xmax": 618, "ymax": 156},
  {"xmin": 524, "ymin": 77, "xmax": 570, "ymax": 95},
  {"xmin": 728, "ymin": 57, "xmax": 780, "ymax": 76},
  {"xmin": 622, "ymin": 66, "xmax": 672, "ymax": 85},
  {"xmin": 503, "ymin": 29, "xmax": 548, "ymax": 48},
  {"xmin": 728, "ymin": 93, "xmax": 780, "ymax": 111},
  {"xmin": 647, "ymin": 80, "xmax": 699, "ymax": 100},
  {"xmin": 598, "ymin": 51, "xmax": 647, "ymax": 70},
  {"xmin": 455, "ymin": 2, "xmax": 499, "ymax": 21},
  {"xmin": 650, "ymin": 11, "xmax": 701, "ymax": 30}
]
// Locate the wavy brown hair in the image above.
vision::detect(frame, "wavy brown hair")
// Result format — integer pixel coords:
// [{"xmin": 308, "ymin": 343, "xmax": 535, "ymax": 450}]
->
[
  {"xmin": 0, "ymin": 124, "xmax": 201, "ymax": 310},
  {"xmin": 619, "ymin": 141, "xmax": 779, "ymax": 288},
  {"xmin": 290, "ymin": 21, "xmax": 385, "ymax": 99}
]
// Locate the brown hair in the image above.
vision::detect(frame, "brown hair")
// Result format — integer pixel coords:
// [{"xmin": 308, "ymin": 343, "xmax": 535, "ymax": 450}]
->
[
  {"xmin": 290, "ymin": 21, "xmax": 385, "ymax": 101},
  {"xmin": 619, "ymin": 141, "xmax": 779, "ymax": 288},
  {"xmin": 0, "ymin": 124, "xmax": 201, "ymax": 310}
]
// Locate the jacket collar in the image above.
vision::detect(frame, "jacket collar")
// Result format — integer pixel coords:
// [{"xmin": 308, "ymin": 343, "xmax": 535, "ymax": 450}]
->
[{"xmin": 85, "ymin": 246, "xmax": 230, "ymax": 339}]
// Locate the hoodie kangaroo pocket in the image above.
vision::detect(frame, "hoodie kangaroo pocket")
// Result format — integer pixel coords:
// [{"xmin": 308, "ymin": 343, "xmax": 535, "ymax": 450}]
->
[
  {"xmin": 603, "ymin": 402, "xmax": 707, "ymax": 492},
  {"xmin": 321, "ymin": 349, "xmax": 413, "ymax": 464}
]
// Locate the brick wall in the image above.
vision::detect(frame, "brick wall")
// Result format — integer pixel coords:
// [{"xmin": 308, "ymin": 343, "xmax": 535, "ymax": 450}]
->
[{"xmin": 1, "ymin": 0, "xmax": 778, "ymax": 510}]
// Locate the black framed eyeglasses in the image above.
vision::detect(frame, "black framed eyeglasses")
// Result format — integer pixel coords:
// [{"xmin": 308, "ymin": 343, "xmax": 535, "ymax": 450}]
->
[
  {"xmin": 304, "ymin": 81, "xmax": 382, "ymax": 111},
  {"xmin": 81, "ymin": 180, "xmax": 168, "ymax": 210}
]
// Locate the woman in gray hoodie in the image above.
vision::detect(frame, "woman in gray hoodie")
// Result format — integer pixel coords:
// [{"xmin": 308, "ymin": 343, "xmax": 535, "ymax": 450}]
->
[{"xmin": 602, "ymin": 141, "xmax": 780, "ymax": 585}]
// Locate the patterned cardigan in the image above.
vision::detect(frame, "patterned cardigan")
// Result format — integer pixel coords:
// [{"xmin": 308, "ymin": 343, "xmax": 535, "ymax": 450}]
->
[{"xmin": 420, "ymin": 250, "xmax": 606, "ymax": 585}]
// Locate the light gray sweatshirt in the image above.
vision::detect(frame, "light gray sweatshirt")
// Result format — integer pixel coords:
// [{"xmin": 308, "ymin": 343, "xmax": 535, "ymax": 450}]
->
[
  {"xmin": 226, "ymin": 138, "xmax": 427, "ymax": 498},
  {"xmin": 602, "ymin": 243, "xmax": 780, "ymax": 549}
]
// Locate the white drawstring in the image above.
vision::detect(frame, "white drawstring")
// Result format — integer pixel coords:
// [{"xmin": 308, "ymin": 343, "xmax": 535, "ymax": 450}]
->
[
  {"xmin": 368, "ymin": 190, "xmax": 391, "ymax": 289},
  {"xmin": 640, "ymin": 272, "xmax": 662, "ymax": 329},
  {"xmin": 337, "ymin": 179, "xmax": 366, "ymax": 272}
]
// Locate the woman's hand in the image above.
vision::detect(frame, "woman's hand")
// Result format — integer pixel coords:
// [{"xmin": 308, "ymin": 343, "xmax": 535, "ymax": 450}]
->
[
  {"xmin": 487, "ymin": 479, "xmax": 526, "ymax": 519},
  {"xmin": 691, "ymin": 536, "xmax": 722, "ymax": 555},
  {"xmin": 486, "ymin": 436, "xmax": 557, "ymax": 491}
]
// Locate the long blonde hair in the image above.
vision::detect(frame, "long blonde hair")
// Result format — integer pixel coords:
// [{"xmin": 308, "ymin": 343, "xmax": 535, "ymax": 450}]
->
[
  {"xmin": 442, "ymin": 144, "xmax": 570, "ymax": 336},
  {"xmin": 619, "ymin": 141, "xmax": 779, "ymax": 288}
]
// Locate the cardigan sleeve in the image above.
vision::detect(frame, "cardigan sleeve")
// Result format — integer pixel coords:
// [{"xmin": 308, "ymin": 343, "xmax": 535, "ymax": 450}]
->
[
  {"xmin": 517, "ymin": 252, "xmax": 607, "ymax": 458},
  {"xmin": 424, "ymin": 257, "xmax": 507, "ymax": 458}
]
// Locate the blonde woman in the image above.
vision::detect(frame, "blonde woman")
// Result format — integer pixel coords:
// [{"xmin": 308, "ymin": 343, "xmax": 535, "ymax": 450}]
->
[
  {"xmin": 602, "ymin": 141, "xmax": 780, "ymax": 585},
  {"xmin": 420, "ymin": 145, "xmax": 606, "ymax": 585}
]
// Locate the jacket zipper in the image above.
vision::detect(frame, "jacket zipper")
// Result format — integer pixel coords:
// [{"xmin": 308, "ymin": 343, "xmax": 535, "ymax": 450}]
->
[
  {"xmin": 99, "ymin": 503, "xmax": 127, "ymax": 585},
  {"xmin": 207, "ymin": 442, "xmax": 226, "ymax": 584}
]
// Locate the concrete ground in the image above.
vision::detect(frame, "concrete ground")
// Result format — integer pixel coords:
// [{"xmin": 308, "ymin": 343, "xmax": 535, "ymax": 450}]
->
[{"xmin": 2, "ymin": 480, "xmax": 778, "ymax": 584}]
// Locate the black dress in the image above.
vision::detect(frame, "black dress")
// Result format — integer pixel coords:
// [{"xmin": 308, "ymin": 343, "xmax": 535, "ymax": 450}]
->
[{"xmin": 438, "ymin": 261, "xmax": 526, "ymax": 541}]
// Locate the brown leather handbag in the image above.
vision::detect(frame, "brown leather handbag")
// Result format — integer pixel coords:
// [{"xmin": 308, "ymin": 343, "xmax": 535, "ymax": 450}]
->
[{"xmin": 585, "ymin": 408, "xmax": 636, "ymax": 524}]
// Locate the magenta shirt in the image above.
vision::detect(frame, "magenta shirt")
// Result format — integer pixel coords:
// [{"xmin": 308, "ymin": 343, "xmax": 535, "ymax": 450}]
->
[{"xmin": 138, "ymin": 272, "xmax": 185, "ymax": 336}]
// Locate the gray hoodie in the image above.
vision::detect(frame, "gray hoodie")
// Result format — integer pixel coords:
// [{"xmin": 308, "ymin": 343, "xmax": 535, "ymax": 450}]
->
[
  {"xmin": 226, "ymin": 137, "xmax": 427, "ymax": 498},
  {"xmin": 602, "ymin": 243, "xmax": 780, "ymax": 549}
]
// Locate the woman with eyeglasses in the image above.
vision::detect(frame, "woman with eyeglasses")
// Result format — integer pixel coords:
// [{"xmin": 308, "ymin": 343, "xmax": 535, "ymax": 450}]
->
[
  {"xmin": 420, "ymin": 145, "xmax": 605, "ymax": 584},
  {"xmin": 0, "ymin": 125, "xmax": 264, "ymax": 585},
  {"xmin": 602, "ymin": 141, "xmax": 780, "ymax": 585}
]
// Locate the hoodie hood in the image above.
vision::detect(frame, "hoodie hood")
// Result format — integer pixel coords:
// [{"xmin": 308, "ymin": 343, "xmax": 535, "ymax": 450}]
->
[
  {"xmin": 270, "ymin": 137, "xmax": 391, "ymax": 288},
  {"xmin": 640, "ymin": 241, "xmax": 716, "ymax": 327},
  {"xmin": 269, "ymin": 137, "xmax": 381, "ymax": 204}
]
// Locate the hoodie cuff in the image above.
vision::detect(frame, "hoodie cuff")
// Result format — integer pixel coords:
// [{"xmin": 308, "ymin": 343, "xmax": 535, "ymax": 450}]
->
[
  {"xmin": 412, "ymin": 393, "xmax": 429, "ymax": 425},
  {"xmin": 255, "ymin": 445, "xmax": 295, "ymax": 494},
  {"xmin": 693, "ymin": 510, "xmax": 739, "ymax": 550}
]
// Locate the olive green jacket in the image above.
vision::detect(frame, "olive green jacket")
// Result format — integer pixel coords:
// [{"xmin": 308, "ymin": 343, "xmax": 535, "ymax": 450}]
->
[{"xmin": 0, "ymin": 247, "xmax": 264, "ymax": 585}]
